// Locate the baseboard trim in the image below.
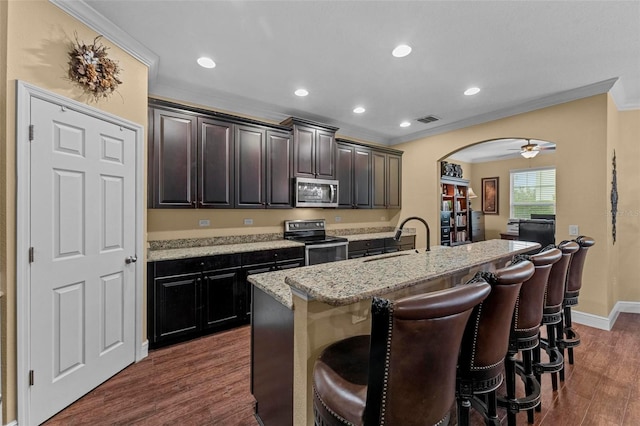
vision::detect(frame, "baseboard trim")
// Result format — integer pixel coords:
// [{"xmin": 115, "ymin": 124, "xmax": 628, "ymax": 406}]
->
[
  {"xmin": 138, "ymin": 340, "xmax": 149, "ymax": 361},
  {"xmin": 5, "ymin": 419, "xmax": 18, "ymax": 426},
  {"xmin": 573, "ymin": 301, "xmax": 640, "ymax": 331}
]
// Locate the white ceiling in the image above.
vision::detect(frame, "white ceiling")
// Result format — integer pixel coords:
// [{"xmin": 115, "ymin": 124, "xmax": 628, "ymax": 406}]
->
[
  {"xmin": 55, "ymin": 0, "xmax": 640, "ymax": 150},
  {"xmin": 447, "ymin": 138, "xmax": 556, "ymax": 163}
]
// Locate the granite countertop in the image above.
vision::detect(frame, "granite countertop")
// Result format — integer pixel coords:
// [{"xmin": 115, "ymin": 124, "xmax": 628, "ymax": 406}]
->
[
  {"xmin": 249, "ymin": 239, "xmax": 539, "ymax": 309},
  {"xmin": 147, "ymin": 230, "xmax": 401, "ymax": 262},
  {"xmin": 147, "ymin": 239, "xmax": 304, "ymax": 262}
]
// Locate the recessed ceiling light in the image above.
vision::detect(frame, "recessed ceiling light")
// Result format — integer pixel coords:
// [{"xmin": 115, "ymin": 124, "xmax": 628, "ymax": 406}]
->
[
  {"xmin": 464, "ymin": 87, "xmax": 481, "ymax": 96},
  {"xmin": 197, "ymin": 57, "xmax": 216, "ymax": 69},
  {"xmin": 392, "ymin": 44, "xmax": 412, "ymax": 58},
  {"xmin": 400, "ymin": 121, "xmax": 411, "ymax": 128},
  {"xmin": 353, "ymin": 106, "xmax": 366, "ymax": 114},
  {"xmin": 294, "ymin": 88, "xmax": 309, "ymax": 97}
]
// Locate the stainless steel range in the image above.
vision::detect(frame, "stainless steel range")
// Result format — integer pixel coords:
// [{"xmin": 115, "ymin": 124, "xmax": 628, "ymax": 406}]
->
[{"xmin": 284, "ymin": 219, "xmax": 348, "ymax": 265}]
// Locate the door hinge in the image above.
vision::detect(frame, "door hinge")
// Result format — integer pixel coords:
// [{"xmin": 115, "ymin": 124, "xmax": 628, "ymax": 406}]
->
[
  {"xmin": 29, "ymin": 247, "xmax": 34, "ymax": 263},
  {"xmin": 29, "ymin": 370, "xmax": 34, "ymax": 386},
  {"xmin": 29, "ymin": 124, "xmax": 34, "ymax": 141}
]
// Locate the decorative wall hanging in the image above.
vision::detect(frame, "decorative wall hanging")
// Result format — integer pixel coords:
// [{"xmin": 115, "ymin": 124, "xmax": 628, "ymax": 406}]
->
[
  {"xmin": 481, "ymin": 177, "xmax": 499, "ymax": 215},
  {"xmin": 68, "ymin": 34, "xmax": 122, "ymax": 101},
  {"xmin": 440, "ymin": 161, "xmax": 463, "ymax": 178},
  {"xmin": 611, "ymin": 149, "xmax": 618, "ymax": 244}
]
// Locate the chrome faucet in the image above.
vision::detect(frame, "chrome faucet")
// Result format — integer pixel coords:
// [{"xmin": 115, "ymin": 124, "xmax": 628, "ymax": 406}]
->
[{"xmin": 394, "ymin": 216, "xmax": 431, "ymax": 252}]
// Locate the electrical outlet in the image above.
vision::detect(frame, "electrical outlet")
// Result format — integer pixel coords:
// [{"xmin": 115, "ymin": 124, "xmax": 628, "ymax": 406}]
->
[
  {"xmin": 198, "ymin": 219, "xmax": 210, "ymax": 227},
  {"xmin": 335, "ymin": 216, "xmax": 341, "ymax": 222},
  {"xmin": 569, "ymin": 225, "xmax": 579, "ymax": 236},
  {"xmin": 380, "ymin": 216, "xmax": 386, "ymax": 221},
  {"xmin": 244, "ymin": 218, "xmax": 253, "ymax": 225}
]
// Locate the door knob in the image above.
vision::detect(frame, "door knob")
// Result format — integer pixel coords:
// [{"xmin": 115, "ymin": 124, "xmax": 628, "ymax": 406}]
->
[{"xmin": 125, "ymin": 255, "xmax": 138, "ymax": 264}]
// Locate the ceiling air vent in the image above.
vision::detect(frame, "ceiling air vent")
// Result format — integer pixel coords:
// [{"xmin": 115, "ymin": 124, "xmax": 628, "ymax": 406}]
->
[{"xmin": 416, "ymin": 115, "xmax": 440, "ymax": 124}]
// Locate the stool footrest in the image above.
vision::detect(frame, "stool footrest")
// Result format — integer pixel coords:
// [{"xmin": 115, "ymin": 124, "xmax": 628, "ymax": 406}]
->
[
  {"xmin": 558, "ymin": 328, "xmax": 581, "ymax": 349},
  {"xmin": 534, "ymin": 348, "xmax": 564, "ymax": 374},
  {"xmin": 499, "ymin": 362, "xmax": 542, "ymax": 412}
]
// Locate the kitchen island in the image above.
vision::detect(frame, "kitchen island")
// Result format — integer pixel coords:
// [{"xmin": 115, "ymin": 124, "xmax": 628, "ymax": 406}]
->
[{"xmin": 248, "ymin": 239, "xmax": 539, "ymax": 426}]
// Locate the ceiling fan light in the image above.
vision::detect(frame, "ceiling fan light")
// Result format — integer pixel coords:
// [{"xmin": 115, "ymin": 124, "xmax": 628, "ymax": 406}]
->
[{"xmin": 521, "ymin": 149, "xmax": 539, "ymax": 159}]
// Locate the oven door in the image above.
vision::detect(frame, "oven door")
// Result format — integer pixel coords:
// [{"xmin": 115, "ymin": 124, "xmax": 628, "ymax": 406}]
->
[{"xmin": 305, "ymin": 241, "xmax": 348, "ymax": 266}]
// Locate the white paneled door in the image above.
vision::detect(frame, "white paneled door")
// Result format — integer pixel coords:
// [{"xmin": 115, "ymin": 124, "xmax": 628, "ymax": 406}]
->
[{"xmin": 28, "ymin": 97, "xmax": 136, "ymax": 424}]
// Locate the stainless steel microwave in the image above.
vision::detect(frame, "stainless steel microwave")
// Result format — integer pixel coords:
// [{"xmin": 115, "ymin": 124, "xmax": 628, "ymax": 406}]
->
[{"xmin": 294, "ymin": 177, "xmax": 339, "ymax": 208}]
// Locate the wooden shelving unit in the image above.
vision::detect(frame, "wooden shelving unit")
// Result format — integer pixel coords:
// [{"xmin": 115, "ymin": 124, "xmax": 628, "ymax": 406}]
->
[{"xmin": 440, "ymin": 176, "xmax": 471, "ymax": 246}]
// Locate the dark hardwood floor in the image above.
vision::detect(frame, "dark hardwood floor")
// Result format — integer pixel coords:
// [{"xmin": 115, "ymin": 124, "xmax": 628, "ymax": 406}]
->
[{"xmin": 43, "ymin": 313, "xmax": 640, "ymax": 425}]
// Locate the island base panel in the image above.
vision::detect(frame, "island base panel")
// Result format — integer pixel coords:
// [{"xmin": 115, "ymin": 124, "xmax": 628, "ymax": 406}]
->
[{"xmin": 251, "ymin": 286, "xmax": 294, "ymax": 426}]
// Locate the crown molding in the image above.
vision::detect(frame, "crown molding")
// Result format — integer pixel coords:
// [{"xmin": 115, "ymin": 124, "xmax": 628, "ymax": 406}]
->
[
  {"xmin": 49, "ymin": 0, "xmax": 159, "ymax": 81},
  {"xmin": 388, "ymin": 78, "xmax": 620, "ymax": 145},
  {"xmin": 150, "ymin": 78, "xmax": 390, "ymax": 144}
]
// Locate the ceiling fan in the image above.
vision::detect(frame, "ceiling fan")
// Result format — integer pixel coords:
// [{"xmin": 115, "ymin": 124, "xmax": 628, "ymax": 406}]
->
[{"xmin": 510, "ymin": 139, "xmax": 556, "ymax": 158}]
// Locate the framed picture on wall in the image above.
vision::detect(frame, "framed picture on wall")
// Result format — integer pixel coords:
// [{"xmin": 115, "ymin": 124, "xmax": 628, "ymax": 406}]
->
[{"xmin": 482, "ymin": 177, "xmax": 499, "ymax": 215}]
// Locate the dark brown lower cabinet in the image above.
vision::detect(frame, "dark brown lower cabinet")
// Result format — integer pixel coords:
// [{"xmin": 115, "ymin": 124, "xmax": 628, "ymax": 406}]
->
[
  {"xmin": 148, "ymin": 246, "xmax": 304, "ymax": 348},
  {"xmin": 202, "ymin": 268, "xmax": 243, "ymax": 331},
  {"xmin": 347, "ymin": 235, "xmax": 415, "ymax": 259},
  {"xmin": 148, "ymin": 255, "xmax": 244, "ymax": 348}
]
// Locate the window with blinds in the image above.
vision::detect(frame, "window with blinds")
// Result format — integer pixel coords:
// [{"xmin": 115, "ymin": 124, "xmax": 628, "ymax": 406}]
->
[{"xmin": 510, "ymin": 167, "xmax": 556, "ymax": 219}]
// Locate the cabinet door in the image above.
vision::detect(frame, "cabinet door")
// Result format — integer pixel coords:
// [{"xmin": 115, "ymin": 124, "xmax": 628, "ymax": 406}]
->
[
  {"xmin": 387, "ymin": 154, "xmax": 402, "ymax": 209},
  {"xmin": 151, "ymin": 109, "xmax": 197, "ymax": 207},
  {"xmin": 235, "ymin": 125, "xmax": 266, "ymax": 208},
  {"xmin": 372, "ymin": 152, "xmax": 387, "ymax": 208},
  {"xmin": 293, "ymin": 125, "xmax": 315, "ymax": 178},
  {"xmin": 199, "ymin": 117, "xmax": 234, "ymax": 207},
  {"xmin": 354, "ymin": 147, "xmax": 372, "ymax": 208},
  {"xmin": 152, "ymin": 272, "xmax": 200, "ymax": 344},
  {"xmin": 266, "ymin": 130, "xmax": 293, "ymax": 208},
  {"xmin": 336, "ymin": 144, "xmax": 355, "ymax": 208},
  {"xmin": 315, "ymin": 129, "xmax": 336, "ymax": 179},
  {"xmin": 201, "ymin": 268, "xmax": 243, "ymax": 331}
]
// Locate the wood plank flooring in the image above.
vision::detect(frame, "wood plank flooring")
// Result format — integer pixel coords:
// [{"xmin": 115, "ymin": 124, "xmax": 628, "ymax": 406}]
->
[{"xmin": 43, "ymin": 313, "xmax": 640, "ymax": 425}]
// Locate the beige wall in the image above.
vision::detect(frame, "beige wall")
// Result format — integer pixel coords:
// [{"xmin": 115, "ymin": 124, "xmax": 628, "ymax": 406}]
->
[
  {"xmin": 614, "ymin": 109, "xmax": 640, "ymax": 303},
  {"xmin": 148, "ymin": 208, "xmax": 399, "ymax": 241},
  {"xmin": 2, "ymin": 0, "xmax": 148, "ymax": 422},
  {"xmin": 395, "ymin": 95, "xmax": 616, "ymax": 320}
]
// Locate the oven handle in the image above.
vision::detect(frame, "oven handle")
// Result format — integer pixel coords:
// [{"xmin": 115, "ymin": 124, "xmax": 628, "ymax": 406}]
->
[{"xmin": 306, "ymin": 241, "xmax": 349, "ymax": 250}]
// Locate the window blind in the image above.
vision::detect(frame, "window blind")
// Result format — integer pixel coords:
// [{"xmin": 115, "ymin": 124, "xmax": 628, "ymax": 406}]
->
[{"xmin": 510, "ymin": 167, "xmax": 556, "ymax": 219}]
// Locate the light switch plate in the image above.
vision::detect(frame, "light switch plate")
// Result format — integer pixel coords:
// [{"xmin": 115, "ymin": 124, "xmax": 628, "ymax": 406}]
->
[{"xmin": 569, "ymin": 225, "xmax": 579, "ymax": 236}]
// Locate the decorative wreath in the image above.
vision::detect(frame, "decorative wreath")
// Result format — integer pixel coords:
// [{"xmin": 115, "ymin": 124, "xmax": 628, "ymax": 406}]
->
[{"xmin": 68, "ymin": 34, "xmax": 122, "ymax": 101}]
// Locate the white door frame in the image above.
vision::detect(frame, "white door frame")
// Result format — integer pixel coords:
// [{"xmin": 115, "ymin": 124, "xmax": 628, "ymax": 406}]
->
[{"xmin": 15, "ymin": 80, "xmax": 146, "ymax": 425}]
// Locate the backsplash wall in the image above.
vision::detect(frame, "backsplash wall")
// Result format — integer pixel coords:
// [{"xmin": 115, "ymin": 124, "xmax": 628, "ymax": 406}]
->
[{"xmin": 147, "ymin": 208, "xmax": 402, "ymax": 241}]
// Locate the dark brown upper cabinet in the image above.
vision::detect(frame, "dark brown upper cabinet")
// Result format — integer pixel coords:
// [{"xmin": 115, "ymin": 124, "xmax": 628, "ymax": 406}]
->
[
  {"xmin": 199, "ymin": 117, "xmax": 234, "ymax": 208},
  {"xmin": 149, "ymin": 100, "xmax": 293, "ymax": 209},
  {"xmin": 281, "ymin": 117, "xmax": 338, "ymax": 180},
  {"xmin": 149, "ymin": 108, "xmax": 198, "ymax": 207},
  {"xmin": 234, "ymin": 125, "xmax": 292, "ymax": 209},
  {"xmin": 336, "ymin": 141, "xmax": 372, "ymax": 208},
  {"xmin": 372, "ymin": 151, "xmax": 402, "ymax": 209},
  {"xmin": 148, "ymin": 108, "xmax": 233, "ymax": 208}
]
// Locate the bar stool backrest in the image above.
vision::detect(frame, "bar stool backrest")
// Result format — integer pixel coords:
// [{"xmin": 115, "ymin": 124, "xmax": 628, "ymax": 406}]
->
[
  {"xmin": 566, "ymin": 236, "xmax": 595, "ymax": 295},
  {"xmin": 364, "ymin": 282, "xmax": 491, "ymax": 426},
  {"xmin": 511, "ymin": 248, "xmax": 562, "ymax": 333},
  {"xmin": 545, "ymin": 241, "xmax": 579, "ymax": 313},
  {"xmin": 457, "ymin": 261, "xmax": 534, "ymax": 383}
]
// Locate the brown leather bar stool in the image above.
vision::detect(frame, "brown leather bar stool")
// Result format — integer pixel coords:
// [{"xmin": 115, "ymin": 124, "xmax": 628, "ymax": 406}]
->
[
  {"xmin": 456, "ymin": 261, "xmax": 534, "ymax": 426},
  {"xmin": 498, "ymin": 247, "xmax": 561, "ymax": 425},
  {"xmin": 312, "ymin": 282, "xmax": 491, "ymax": 426},
  {"xmin": 558, "ymin": 235, "xmax": 595, "ymax": 381},
  {"xmin": 534, "ymin": 240, "xmax": 579, "ymax": 396}
]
